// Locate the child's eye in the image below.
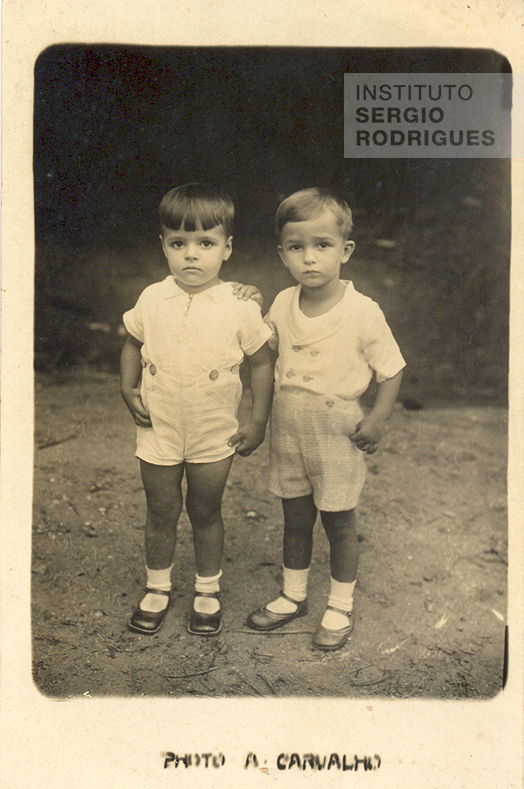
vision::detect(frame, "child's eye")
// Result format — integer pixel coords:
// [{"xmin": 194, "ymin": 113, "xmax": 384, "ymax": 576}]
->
[
  {"xmin": 318, "ymin": 242, "xmax": 331, "ymax": 249},
  {"xmin": 200, "ymin": 240, "xmax": 214, "ymax": 248},
  {"xmin": 171, "ymin": 240, "xmax": 184, "ymax": 248}
]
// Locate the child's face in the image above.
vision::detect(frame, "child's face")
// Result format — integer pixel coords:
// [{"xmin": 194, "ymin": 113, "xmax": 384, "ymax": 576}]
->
[
  {"xmin": 278, "ymin": 209, "xmax": 354, "ymax": 290},
  {"xmin": 160, "ymin": 223, "xmax": 232, "ymax": 293}
]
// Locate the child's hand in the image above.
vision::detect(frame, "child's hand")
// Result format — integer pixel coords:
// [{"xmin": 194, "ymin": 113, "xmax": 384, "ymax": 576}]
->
[
  {"xmin": 230, "ymin": 282, "xmax": 263, "ymax": 307},
  {"xmin": 349, "ymin": 417, "xmax": 384, "ymax": 454},
  {"xmin": 121, "ymin": 387, "xmax": 152, "ymax": 427},
  {"xmin": 227, "ymin": 421, "xmax": 266, "ymax": 456}
]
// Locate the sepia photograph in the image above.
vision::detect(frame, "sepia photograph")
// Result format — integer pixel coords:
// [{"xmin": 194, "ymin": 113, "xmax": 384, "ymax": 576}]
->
[
  {"xmin": 2, "ymin": 2, "xmax": 523, "ymax": 787},
  {"xmin": 31, "ymin": 45, "xmax": 510, "ymax": 701}
]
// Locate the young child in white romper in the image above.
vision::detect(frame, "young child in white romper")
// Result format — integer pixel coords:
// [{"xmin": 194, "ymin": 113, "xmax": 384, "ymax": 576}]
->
[
  {"xmin": 121, "ymin": 184, "xmax": 273, "ymax": 636},
  {"xmin": 247, "ymin": 187, "xmax": 405, "ymax": 651}
]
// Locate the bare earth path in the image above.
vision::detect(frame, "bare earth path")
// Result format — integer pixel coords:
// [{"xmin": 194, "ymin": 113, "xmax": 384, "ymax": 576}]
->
[{"xmin": 32, "ymin": 371, "xmax": 507, "ymax": 699}]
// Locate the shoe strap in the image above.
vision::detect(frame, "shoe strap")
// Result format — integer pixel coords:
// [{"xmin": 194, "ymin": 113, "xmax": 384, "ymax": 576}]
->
[
  {"xmin": 144, "ymin": 587, "xmax": 170, "ymax": 597},
  {"xmin": 194, "ymin": 591, "xmax": 220, "ymax": 599},
  {"xmin": 280, "ymin": 590, "xmax": 305, "ymax": 605},
  {"xmin": 325, "ymin": 604, "xmax": 352, "ymax": 617}
]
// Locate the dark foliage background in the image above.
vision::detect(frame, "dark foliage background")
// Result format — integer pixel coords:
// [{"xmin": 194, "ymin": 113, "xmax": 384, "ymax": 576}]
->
[{"xmin": 34, "ymin": 46, "xmax": 510, "ymax": 405}]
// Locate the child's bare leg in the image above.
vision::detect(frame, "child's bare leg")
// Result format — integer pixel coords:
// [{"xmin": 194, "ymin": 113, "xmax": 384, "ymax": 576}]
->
[
  {"xmin": 140, "ymin": 460, "xmax": 184, "ymax": 612},
  {"xmin": 247, "ymin": 494, "xmax": 315, "ymax": 627},
  {"xmin": 141, "ymin": 460, "xmax": 184, "ymax": 569},
  {"xmin": 127, "ymin": 461, "xmax": 184, "ymax": 633},
  {"xmin": 185, "ymin": 456, "xmax": 233, "ymax": 618},
  {"xmin": 185, "ymin": 456, "xmax": 233, "ymax": 574},
  {"xmin": 282, "ymin": 494, "xmax": 317, "ymax": 569},
  {"xmin": 317, "ymin": 509, "xmax": 358, "ymax": 634},
  {"xmin": 320, "ymin": 509, "xmax": 358, "ymax": 583},
  {"xmin": 265, "ymin": 494, "xmax": 317, "ymax": 615}
]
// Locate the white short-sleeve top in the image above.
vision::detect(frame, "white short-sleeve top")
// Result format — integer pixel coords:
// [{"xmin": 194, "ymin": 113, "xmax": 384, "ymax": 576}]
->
[
  {"xmin": 265, "ymin": 281, "xmax": 405, "ymax": 400},
  {"xmin": 123, "ymin": 277, "xmax": 272, "ymax": 391}
]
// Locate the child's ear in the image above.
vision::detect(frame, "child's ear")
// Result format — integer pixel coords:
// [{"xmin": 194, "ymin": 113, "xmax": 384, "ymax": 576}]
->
[
  {"xmin": 277, "ymin": 245, "xmax": 289, "ymax": 268},
  {"xmin": 159, "ymin": 233, "xmax": 167, "ymax": 257},
  {"xmin": 223, "ymin": 236, "xmax": 233, "ymax": 261},
  {"xmin": 342, "ymin": 240, "xmax": 356, "ymax": 263}
]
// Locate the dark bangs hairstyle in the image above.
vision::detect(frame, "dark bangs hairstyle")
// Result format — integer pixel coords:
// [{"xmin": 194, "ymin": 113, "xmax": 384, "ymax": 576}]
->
[
  {"xmin": 159, "ymin": 183, "xmax": 234, "ymax": 237},
  {"xmin": 276, "ymin": 187, "xmax": 353, "ymax": 239}
]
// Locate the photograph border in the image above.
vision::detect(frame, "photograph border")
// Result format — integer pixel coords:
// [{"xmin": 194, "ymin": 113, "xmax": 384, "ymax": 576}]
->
[{"xmin": 2, "ymin": 2, "xmax": 523, "ymax": 787}]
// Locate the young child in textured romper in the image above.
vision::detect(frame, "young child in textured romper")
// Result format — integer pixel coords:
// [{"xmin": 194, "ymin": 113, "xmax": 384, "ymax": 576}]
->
[
  {"xmin": 120, "ymin": 183, "xmax": 273, "ymax": 636},
  {"xmin": 247, "ymin": 187, "xmax": 405, "ymax": 651}
]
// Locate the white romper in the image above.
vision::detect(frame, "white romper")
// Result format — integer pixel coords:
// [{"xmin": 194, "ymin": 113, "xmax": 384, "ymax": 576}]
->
[{"xmin": 123, "ymin": 277, "xmax": 272, "ymax": 465}]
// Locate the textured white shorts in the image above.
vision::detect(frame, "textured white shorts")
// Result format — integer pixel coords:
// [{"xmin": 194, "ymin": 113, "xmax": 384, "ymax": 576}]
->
[{"xmin": 269, "ymin": 389, "xmax": 366, "ymax": 511}]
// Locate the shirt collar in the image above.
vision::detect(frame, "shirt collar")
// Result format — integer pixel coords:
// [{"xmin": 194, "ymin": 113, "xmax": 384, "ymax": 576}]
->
[
  {"xmin": 288, "ymin": 280, "xmax": 356, "ymax": 344},
  {"xmin": 164, "ymin": 276, "xmax": 229, "ymax": 302}
]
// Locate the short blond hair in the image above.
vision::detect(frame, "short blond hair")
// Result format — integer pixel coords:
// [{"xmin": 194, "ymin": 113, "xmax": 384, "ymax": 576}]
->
[{"xmin": 276, "ymin": 187, "xmax": 353, "ymax": 239}]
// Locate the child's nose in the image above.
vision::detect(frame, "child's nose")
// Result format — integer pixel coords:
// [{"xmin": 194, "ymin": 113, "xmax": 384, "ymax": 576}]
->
[
  {"xmin": 185, "ymin": 244, "xmax": 198, "ymax": 259},
  {"xmin": 304, "ymin": 248, "xmax": 317, "ymax": 264}
]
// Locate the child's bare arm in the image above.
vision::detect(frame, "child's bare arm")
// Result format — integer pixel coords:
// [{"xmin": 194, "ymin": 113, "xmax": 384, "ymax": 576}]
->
[
  {"xmin": 120, "ymin": 334, "xmax": 152, "ymax": 427},
  {"xmin": 350, "ymin": 369, "xmax": 403, "ymax": 454},
  {"xmin": 228, "ymin": 342, "xmax": 274, "ymax": 456}
]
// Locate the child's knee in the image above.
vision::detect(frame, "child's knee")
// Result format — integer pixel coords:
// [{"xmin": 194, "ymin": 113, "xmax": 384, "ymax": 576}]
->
[
  {"xmin": 321, "ymin": 509, "xmax": 356, "ymax": 535},
  {"xmin": 186, "ymin": 494, "xmax": 222, "ymax": 524},
  {"xmin": 147, "ymin": 493, "xmax": 183, "ymax": 523},
  {"xmin": 284, "ymin": 519, "xmax": 315, "ymax": 536}
]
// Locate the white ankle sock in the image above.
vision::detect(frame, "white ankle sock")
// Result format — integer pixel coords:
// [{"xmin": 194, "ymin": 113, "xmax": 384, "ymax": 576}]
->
[
  {"xmin": 140, "ymin": 565, "xmax": 173, "ymax": 612},
  {"xmin": 194, "ymin": 571, "xmax": 222, "ymax": 614},
  {"xmin": 266, "ymin": 566, "xmax": 309, "ymax": 614},
  {"xmin": 321, "ymin": 578, "xmax": 356, "ymax": 629}
]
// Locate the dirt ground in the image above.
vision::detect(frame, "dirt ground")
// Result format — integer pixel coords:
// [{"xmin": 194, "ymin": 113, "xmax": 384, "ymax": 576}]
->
[{"xmin": 32, "ymin": 370, "xmax": 507, "ymax": 699}]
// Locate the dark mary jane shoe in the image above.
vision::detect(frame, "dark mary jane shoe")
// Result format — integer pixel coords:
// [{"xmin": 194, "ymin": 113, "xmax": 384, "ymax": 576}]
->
[
  {"xmin": 128, "ymin": 588, "xmax": 171, "ymax": 635},
  {"xmin": 188, "ymin": 591, "xmax": 222, "ymax": 636},
  {"xmin": 312, "ymin": 606, "xmax": 353, "ymax": 652},
  {"xmin": 246, "ymin": 591, "xmax": 308, "ymax": 631}
]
